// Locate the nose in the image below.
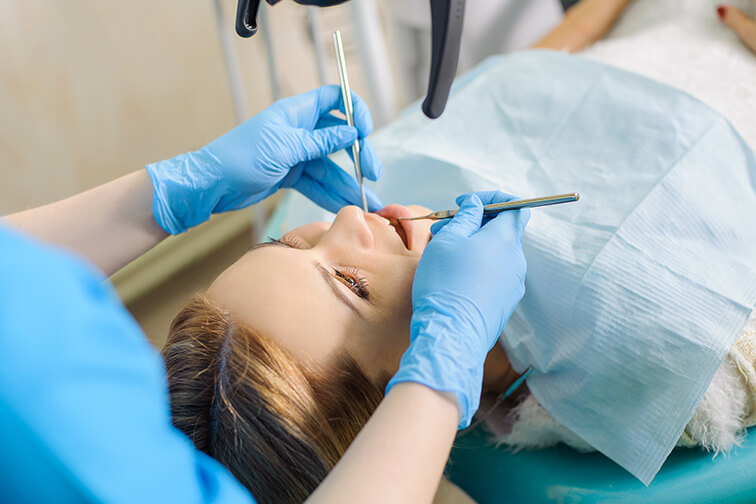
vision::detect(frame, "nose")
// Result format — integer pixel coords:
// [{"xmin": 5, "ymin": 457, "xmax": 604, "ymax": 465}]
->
[{"xmin": 322, "ymin": 205, "xmax": 374, "ymax": 249}]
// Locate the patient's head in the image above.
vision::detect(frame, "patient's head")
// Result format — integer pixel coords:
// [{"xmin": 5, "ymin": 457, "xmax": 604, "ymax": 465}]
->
[
  {"xmin": 163, "ymin": 204, "xmax": 435, "ymax": 503},
  {"xmin": 207, "ymin": 203, "xmax": 435, "ymax": 379}
]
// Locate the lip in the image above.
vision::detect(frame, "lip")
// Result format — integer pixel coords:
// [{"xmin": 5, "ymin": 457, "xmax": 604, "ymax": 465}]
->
[{"xmin": 376, "ymin": 204, "xmax": 415, "ymax": 250}]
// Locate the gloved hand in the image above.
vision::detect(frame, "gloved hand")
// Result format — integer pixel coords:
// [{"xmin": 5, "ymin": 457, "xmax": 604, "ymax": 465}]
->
[
  {"xmin": 387, "ymin": 191, "xmax": 530, "ymax": 428},
  {"xmin": 147, "ymin": 85, "xmax": 383, "ymax": 234}
]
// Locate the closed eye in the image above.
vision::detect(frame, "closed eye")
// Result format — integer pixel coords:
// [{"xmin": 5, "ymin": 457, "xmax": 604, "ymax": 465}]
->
[
  {"xmin": 274, "ymin": 237, "xmax": 370, "ymax": 301},
  {"xmin": 333, "ymin": 266, "xmax": 370, "ymax": 301},
  {"xmin": 277, "ymin": 235, "xmax": 308, "ymax": 249}
]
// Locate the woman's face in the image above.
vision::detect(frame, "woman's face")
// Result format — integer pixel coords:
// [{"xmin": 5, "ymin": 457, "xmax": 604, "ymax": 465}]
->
[{"xmin": 207, "ymin": 204, "xmax": 433, "ymax": 380}]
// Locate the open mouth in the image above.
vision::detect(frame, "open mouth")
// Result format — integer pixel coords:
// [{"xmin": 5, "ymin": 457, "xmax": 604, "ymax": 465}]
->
[
  {"xmin": 376, "ymin": 205, "xmax": 414, "ymax": 250},
  {"xmin": 390, "ymin": 220, "xmax": 409, "ymax": 249}
]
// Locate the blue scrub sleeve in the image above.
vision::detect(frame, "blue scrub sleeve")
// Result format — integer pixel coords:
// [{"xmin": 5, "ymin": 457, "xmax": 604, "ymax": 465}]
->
[{"xmin": 0, "ymin": 225, "xmax": 256, "ymax": 504}]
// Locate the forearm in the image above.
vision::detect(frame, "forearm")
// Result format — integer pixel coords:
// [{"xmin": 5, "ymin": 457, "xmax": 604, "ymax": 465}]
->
[
  {"xmin": 306, "ymin": 382, "xmax": 460, "ymax": 504},
  {"xmin": 533, "ymin": 0, "xmax": 634, "ymax": 53},
  {"xmin": 3, "ymin": 170, "xmax": 167, "ymax": 276}
]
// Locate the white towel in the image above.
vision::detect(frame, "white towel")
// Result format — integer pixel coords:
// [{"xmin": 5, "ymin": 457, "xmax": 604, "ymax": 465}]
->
[{"xmin": 581, "ymin": 0, "xmax": 756, "ymax": 147}]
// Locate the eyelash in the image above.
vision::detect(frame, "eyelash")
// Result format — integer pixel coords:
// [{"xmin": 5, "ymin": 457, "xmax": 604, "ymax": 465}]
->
[
  {"xmin": 272, "ymin": 235, "xmax": 306, "ymax": 249},
  {"xmin": 269, "ymin": 237, "xmax": 371, "ymax": 301},
  {"xmin": 333, "ymin": 266, "xmax": 370, "ymax": 300}
]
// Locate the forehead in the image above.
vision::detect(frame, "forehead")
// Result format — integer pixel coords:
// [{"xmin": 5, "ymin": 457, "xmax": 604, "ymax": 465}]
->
[{"xmin": 206, "ymin": 245, "xmax": 364, "ymax": 364}]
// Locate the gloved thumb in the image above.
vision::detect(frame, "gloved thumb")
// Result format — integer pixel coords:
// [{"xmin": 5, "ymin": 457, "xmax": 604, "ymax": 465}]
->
[
  {"xmin": 718, "ymin": 4, "xmax": 756, "ymax": 53},
  {"xmin": 435, "ymin": 193, "xmax": 484, "ymax": 238},
  {"xmin": 297, "ymin": 126, "xmax": 358, "ymax": 161}
]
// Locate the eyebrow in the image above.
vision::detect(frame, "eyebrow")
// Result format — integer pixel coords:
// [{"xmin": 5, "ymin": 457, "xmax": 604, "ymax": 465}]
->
[
  {"xmin": 248, "ymin": 240, "xmax": 364, "ymax": 319},
  {"xmin": 314, "ymin": 262, "xmax": 364, "ymax": 319}
]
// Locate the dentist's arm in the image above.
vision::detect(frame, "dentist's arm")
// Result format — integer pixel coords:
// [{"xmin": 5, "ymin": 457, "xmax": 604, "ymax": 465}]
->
[
  {"xmin": 3, "ymin": 86, "xmax": 381, "ymax": 276},
  {"xmin": 308, "ymin": 191, "xmax": 530, "ymax": 504},
  {"xmin": 307, "ymin": 383, "xmax": 459, "ymax": 504}
]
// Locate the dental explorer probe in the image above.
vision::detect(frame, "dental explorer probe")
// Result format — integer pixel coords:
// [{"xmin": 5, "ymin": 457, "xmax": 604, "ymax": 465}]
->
[
  {"xmin": 395, "ymin": 193, "xmax": 580, "ymax": 222},
  {"xmin": 332, "ymin": 30, "xmax": 368, "ymax": 213}
]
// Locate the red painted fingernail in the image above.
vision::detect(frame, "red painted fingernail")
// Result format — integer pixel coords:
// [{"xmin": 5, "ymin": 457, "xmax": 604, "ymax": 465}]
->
[{"xmin": 717, "ymin": 6, "xmax": 727, "ymax": 20}]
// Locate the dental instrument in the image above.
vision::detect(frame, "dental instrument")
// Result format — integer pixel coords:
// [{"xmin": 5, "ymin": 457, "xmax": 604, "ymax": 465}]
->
[
  {"xmin": 332, "ymin": 30, "xmax": 369, "ymax": 213},
  {"xmin": 395, "ymin": 193, "xmax": 580, "ymax": 222}
]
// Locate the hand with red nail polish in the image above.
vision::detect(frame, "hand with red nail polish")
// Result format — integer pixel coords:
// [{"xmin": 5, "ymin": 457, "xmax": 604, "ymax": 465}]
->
[{"xmin": 717, "ymin": 3, "xmax": 756, "ymax": 55}]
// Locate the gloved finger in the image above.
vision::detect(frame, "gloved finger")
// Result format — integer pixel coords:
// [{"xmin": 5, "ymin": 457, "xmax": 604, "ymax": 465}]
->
[
  {"xmin": 296, "ymin": 126, "xmax": 358, "ymax": 162},
  {"xmin": 295, "ymin": 158, "xmax": 383, "ymax": 211},
  {"xmin": 358, "ymin": 139, "xmax": 382, "ymax": 181},
  {"xmin": 315, "ymin": 112, "xmax": 347, "ymax": 130},
  {"xmin": 312, "ymin": 86, "xmax": 374, "ymax": 139},
  {"xmin": 719, "ymin": 5, "xmax": 756, "ymax": 54},
  {"xmin": 293, "ymin": 173, "xmax": 350, "ymax": 213},
  {"xmin": 478, "ymin": 207, "xmax": 531, "ymax": 243},
  {"xmin": 295, "ymin": 172, "xmax": 383, "ymax": 213},
  {"xmin": 349, "ymin": 90, "xmax": 375, "ymax": 138},
  {"xmin": 433, "ymin": 192, "xmax": 499, "ymax": 235},
  {"xmin": 436, "ymin": 193, "xmax": 484, "ymax": 238},
  {"xmin": 336, "ymin": 138, "xmax": 382, "ymax": 181},
  {"xmin": 310, "ymin": 157, "xmax": 383, "ymax": 210},
  {"xmin": 277, "ymin": 162, "xmax": 306, "ymax": 189},
  {"xmin": 455, "ymin": 191, "xmax": 520, "ymax": 227},
  {"xmin": 313, "ymin": 116, "xmax": 382, "ymax": 181},
  {"xmin": 430, "ymin": 219, "xmax": 450, "ymax": 235},
  {"xmin": 455, "ymin": 190, "xmax": 519, "ymax": 206}
]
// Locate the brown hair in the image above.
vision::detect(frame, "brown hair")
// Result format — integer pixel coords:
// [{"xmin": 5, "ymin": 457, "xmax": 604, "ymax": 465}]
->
[{"xmin": 162, "ymin": 295, "xmax": 388, "ymax": 504}]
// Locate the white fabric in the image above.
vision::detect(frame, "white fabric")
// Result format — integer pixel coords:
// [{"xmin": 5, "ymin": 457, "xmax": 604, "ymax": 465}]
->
[{"xmin": 580, "ymin": 0, "xmax": 756, "ymax": 148}]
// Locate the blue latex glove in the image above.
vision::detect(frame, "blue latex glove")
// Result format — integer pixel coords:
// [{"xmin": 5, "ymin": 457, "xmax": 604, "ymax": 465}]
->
[
  {"xmin": 147, "ymin": 85, "xmax": 383, "ymax": 234},
  {"xmin": 387, "ymin": 191, "xmax": 530, "ymax": 428}
]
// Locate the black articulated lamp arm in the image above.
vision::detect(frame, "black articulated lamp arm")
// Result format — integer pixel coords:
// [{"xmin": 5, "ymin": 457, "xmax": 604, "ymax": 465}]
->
[
  {"xmin": 234, "ymin": 0, "xmax": 465, "ymax": 119},
  {"xmin": 423, "ymin": 0, "xmax": 465, "ymax": 119},
  {"xmin": 236, "ymin": 0, "xmax": 262, "ymax": 37}
]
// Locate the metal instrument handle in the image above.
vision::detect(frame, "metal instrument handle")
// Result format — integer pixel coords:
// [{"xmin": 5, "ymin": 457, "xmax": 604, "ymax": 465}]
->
[{"xmin": 404, "ymin": 192, "xmax": 580, "ymax": 221}]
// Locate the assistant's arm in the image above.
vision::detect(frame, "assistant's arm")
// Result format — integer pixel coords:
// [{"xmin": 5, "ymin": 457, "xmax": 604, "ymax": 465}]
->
[
  {"xmin": 4, "ymin": 170, "xmax": 167, "ymax": 276},
  {"xmin": 533, "ymin": 0, "xmax": 635, "ymax": 52},
  {"xmin": 3, "ymin": 86, "xmax": 382, "ymax": 277},
  {"xmin": 307, "ymin": 384, "xmax": 459, "ymax": 504}
]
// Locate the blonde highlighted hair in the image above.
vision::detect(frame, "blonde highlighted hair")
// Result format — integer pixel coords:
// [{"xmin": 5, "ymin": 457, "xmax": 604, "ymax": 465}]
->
[{"xmin": 162, "ymin": 295, "xmax": 388, "ymax": 504}]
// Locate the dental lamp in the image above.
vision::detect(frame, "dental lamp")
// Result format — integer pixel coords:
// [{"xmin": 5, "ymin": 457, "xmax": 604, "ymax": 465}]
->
[{"xmin": 234, "ymin": 0, "xmax": 465, "ymax": 119}]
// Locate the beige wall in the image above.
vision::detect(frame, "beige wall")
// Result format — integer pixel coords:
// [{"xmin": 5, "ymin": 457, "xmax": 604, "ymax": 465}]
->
[{"xmin": 0, "ymin": 0, "xmax": 373, "ymax": 215}]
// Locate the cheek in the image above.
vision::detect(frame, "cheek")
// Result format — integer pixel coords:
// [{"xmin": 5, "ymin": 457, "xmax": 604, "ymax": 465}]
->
[
  {"xmin": 378, "ymin": 257, "xmax": 416, "ymax": 309},
  {"xmin": 375, "ymin": 259, "xmax": 417, "ymax": 340}
]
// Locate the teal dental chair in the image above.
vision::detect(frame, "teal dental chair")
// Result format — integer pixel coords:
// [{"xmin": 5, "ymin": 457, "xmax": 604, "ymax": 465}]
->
[{"xmin": 447, "ymin": 427, "xmax": 756, "ymax": 504}]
